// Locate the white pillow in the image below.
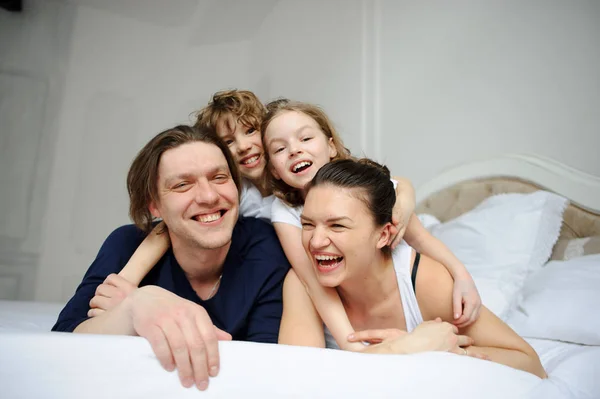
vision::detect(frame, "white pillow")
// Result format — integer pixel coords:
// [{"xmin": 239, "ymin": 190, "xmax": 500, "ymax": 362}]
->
[
  {"xmin": 426, "ymin": 191, "xmax": 568, "ymax": 319},
  {"xmin": 507, "ymin": 254, "xmax": 600, "ymax": 345}
]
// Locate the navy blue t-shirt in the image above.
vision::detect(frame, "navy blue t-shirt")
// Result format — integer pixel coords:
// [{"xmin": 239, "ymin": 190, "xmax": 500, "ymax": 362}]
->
[{"xmin": 52, "ymin": 217, "xmax": 290, "ymax": 343}]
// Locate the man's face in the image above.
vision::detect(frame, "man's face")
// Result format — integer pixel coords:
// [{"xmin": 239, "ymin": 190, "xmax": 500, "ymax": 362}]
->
[{"xmin": 149, "ymin": 141, "xmax": 239, "ymax": 251}]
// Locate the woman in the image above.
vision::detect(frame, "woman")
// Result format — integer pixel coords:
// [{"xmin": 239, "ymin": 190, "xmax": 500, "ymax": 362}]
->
[{"xmin": 279, "ymin": 158, "xmax": 546, "ymax": 378}]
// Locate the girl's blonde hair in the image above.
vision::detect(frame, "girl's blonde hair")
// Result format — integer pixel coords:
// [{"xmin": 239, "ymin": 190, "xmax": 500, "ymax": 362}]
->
[{"xmin": 261, "ymin": 101, "xmax": 352, "ymax": 207}]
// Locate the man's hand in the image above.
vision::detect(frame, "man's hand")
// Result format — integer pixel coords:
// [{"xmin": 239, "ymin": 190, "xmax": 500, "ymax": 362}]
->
[
  {"xmin": 129, "ymin": 286, "xmax": 232, "ymax": 390},
  {"xmin": 88, "ymin": 274, "xmax": 136, "ymax": 317}
]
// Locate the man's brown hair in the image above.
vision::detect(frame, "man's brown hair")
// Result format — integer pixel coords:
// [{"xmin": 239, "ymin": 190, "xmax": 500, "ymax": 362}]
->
[{"xmin": 127, "ymin": 125, "xmax": 241, "ymax": 233}]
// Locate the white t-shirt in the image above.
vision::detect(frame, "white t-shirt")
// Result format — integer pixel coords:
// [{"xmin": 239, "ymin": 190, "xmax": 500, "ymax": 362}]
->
[
  {"xmin": 324, "ymin": 242, "xmax": 423, "ymax": 349},
  {"xmin": 239, "ymin": 179, "xmax": 275, "ymax": 222},
  {"xmin": 271, "ymin": 197, "xmax": 303, "ymax": 228}
]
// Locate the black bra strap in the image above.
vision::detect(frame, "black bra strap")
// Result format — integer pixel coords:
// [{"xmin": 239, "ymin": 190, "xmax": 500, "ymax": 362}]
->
[{"xmin": 411, "ymin": 252, "xmax": 421, "ymax": 294}]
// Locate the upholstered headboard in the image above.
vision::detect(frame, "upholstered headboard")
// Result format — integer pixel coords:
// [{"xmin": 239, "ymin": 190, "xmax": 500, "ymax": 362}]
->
[{"xmin": 415, "ymin": 155, "xmax": 600, "ymax": 259}]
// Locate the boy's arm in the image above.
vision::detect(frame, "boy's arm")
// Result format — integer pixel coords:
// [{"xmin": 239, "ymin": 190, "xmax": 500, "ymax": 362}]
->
[
  {"xmin": 404, "ymin": 215, "xmax": 482, "ymax": 326},
  {"xmin": 119, "ymin": 222, "xmax": 170, "ymax": 285},
  {"xmin": 87, "ymin": 222, "xmax": 170, "ymax": 317}
]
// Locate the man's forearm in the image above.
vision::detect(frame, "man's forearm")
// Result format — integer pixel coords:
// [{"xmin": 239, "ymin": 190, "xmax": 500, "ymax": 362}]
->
[{"xmin": 73, "ymin": 296, "xmax": 136, "ymax": 336}]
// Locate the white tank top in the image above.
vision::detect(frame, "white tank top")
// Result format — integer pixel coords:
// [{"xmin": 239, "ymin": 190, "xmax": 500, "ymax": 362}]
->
[{"xmin": 324, "ymin": 241, "xmax": 424, "ymax": 349}]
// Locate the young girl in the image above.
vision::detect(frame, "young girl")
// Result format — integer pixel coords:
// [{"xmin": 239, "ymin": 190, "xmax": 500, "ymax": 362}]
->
[{"xmin": 90, "ymin": 93, "xmax": 481, "ymax": 351}]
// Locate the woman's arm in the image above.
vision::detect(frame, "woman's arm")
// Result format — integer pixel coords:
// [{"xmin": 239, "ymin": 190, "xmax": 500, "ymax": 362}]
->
[
  {"xmin": 278, "ymin": 269, "xmax": 326, "ymax": 347},
  {"xmin": 416, "ymin": 255, "xmax": 546, "ymax": 378},
  {"xmin": 273, "ymin": 222, "xmax": 365, "ymax": 351},
  {"xmin": 403, "ymin": 214, "xmax": 481, "ymax": 327}
]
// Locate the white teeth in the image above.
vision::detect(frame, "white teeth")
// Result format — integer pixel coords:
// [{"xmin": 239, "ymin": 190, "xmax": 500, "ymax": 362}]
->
[
  {"xmin": 292, "ymin": 161, "xmax": 312, "ymax": 172},
  {"xmin": 196, "ymin": 212, "xmax": 222, "ymax": 223},
  {"xmin": 242, "ymin": 155, "xmax": 259, "ymax": 165},
  {"xmin": 315, "ymin": 255, "xmax": 342, "ymax": 261}
]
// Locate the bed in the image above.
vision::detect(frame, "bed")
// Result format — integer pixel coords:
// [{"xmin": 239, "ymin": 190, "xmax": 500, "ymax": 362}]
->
[{"xmin": 1, "ymin": 153, "xmax": 599, "ymax": 399}]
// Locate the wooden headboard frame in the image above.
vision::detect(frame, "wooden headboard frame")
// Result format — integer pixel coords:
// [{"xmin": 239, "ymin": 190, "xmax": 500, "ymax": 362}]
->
[{"xmin": 415, "ymin": 154, "xmax": 600, "ymax": 240}]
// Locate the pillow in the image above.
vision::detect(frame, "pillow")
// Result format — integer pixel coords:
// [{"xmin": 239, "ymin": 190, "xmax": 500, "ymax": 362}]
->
[
  {"xmin": 507, "ymin": 254, "xmax": 600, "ymax": 345},
  {"xmin": 426, "ymin": 191, "xmax": 568, "ymax": 319},
  {"xmin": 551, "ymin": 236, "xmax": 600, "ymax": 261}
]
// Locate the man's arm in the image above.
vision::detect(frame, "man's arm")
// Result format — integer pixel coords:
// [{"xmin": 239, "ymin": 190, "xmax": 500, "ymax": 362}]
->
[{"xmin": 52, "ymin": 225, "xmax": 144, "ymax": 332}]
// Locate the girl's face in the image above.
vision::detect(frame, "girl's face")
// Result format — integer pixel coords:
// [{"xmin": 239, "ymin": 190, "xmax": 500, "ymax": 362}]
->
[
  {"xmin": 216, "ymin": 115, "xmax": 266, "ymax": 183},
  {"xmin": 264, "ymin": 111, "xmax": 337, "ymax": 191},
  {"xmin": 300, "ymin": 185, "xmax": 390, "ymax": 288}
]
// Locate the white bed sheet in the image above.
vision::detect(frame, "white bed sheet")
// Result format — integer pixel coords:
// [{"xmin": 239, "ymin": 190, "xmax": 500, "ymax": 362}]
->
[{"xmin": 1, "ymin": 300, "xmax": 599, "ymax": 399}]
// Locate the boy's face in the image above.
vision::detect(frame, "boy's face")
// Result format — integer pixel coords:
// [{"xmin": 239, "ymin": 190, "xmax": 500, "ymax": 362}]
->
[{"xmin": 216, "ymin": 115, "xmax": 266, "ymax": 184}]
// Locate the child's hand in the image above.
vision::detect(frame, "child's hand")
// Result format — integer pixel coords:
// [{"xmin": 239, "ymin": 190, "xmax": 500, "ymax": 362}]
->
[
  {"xmin": 389, "ymin": 209, "xmax": 414, "ymax": 250},
  {"xmin": 452, "ymin": 276, "xmax": 482, "ymax": 328},
  {"xmin": 88, "ymin": 273, "xmax": 136, "ymax": 317}
]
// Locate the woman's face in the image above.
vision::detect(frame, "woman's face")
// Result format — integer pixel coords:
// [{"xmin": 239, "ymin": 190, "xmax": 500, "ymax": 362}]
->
[
  {"xmin": 216, "ymin": 115, "xmax": 266, "ymax": 183},
  {"xmin": 300, "ymin": 184, "xmax": 389, "ymax": 288},
  {"xmin": 264, "ymin": 111, "xmax": 337, "ymax": 190}
]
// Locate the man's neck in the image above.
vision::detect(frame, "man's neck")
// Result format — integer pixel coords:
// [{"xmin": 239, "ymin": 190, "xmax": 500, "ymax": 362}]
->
[{"xmin": 171, "ymin": 238, "xmax": 230, "ymax": 285}]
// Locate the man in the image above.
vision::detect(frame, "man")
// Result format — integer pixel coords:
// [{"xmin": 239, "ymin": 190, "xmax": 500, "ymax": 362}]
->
[{"xmin": 52, "ymin": 125, "xmax": 290, "ymax": 391}]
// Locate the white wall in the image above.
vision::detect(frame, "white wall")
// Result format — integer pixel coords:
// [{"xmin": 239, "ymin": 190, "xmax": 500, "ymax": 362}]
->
[
  {"xmin": 379, "ymin": 0, "xmax": 600, "ymax": 184},
  {"xmin": 0, "ymin": 0, "xmax": 598, "ymax": 302}
]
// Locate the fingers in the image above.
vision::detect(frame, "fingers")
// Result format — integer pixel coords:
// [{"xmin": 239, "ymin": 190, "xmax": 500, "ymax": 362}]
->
[
  {"xmin": 180, "ymin": 315, "xmax": 210, "ymax": 390},
  {"xmin": 87, "ymin": 308, "xmax": 105, "ymax": 318},
  {"xmin": 161, "ymin": 320, "xmax": 195, "ymax": 388},
  {"xmin": 348, "ymin": 329, "xmax": 405, "ymax": 343},
  {"xmin": 452, "ymin": 289, "xmax": 463, "ymax": 321},
  {"xmin": 454, "ymin": 299, "xmax": 479, "ymax": 328},
  {"xmin": 94, "ymin": 282, "xmax": 121, "ymax": 299},
  {"xmin": 387, "ymin": 225, "xmax": 399, "ymax": 246},
  {"xmin": 214, "ymin": 326, "xmax": 232, "ymax": 341},
  {"xmin": 145, "ymin": 324, "xmax": 175, "ymax": 372},
  {"xmin": 104, "ymin": 273, "xmax": 134, "ymax": 289},
  {"xmin": 456, "ymin": 334, "xmax": 474, "ymax": 348},
  {"xmin": 195, "ymin": 312, "xmax": 220, "ymax": 381},
  {"xmin": 390, "ymin": 227, "xmax": 405, "ymax": 249},
  {"xmin": 89, "ymin": 294, "xmax": 112, "ymax": 311}
]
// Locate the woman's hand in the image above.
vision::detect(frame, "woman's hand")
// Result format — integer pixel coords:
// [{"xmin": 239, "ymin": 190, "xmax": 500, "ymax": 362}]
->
[
  {"xmin": 88, "ymin": 273, "xmax": 136, "ymax": 317},
  {"xmin": 451, "ymin": 276, "xmax": 482, "ymax": 328},
  {"xmin": 349, "ymin": 318, "xmax": 487, "ymax": 359}
]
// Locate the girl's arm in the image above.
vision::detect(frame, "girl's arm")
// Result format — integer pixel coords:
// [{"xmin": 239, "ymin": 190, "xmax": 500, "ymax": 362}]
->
[
  {"xmin": 273, "ymin": 222, "xmax": 365, "ymax": 351},
  {"xmin": 389, "ymin": 176, "xmax": 415, "ymax": 248},
  {"xmin": 390, "ymin": 175, "xmax": 481, "ymax": 326},
  {"xmin": 403, "ymin": 215, "xmax": 481, "ymax": 327},
  {"xmin": 278, "ymin": 269, "xmax": 326, "ymax": 347},
  {"xmin": 417, "ymin": 254, "xmax": 547, "ymax": 378}
]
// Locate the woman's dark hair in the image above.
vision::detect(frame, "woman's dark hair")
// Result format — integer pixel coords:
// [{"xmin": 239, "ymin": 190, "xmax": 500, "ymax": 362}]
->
[{"xmin": 305, "ymin": 158, "xmax": 395, "ymax": 227}]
